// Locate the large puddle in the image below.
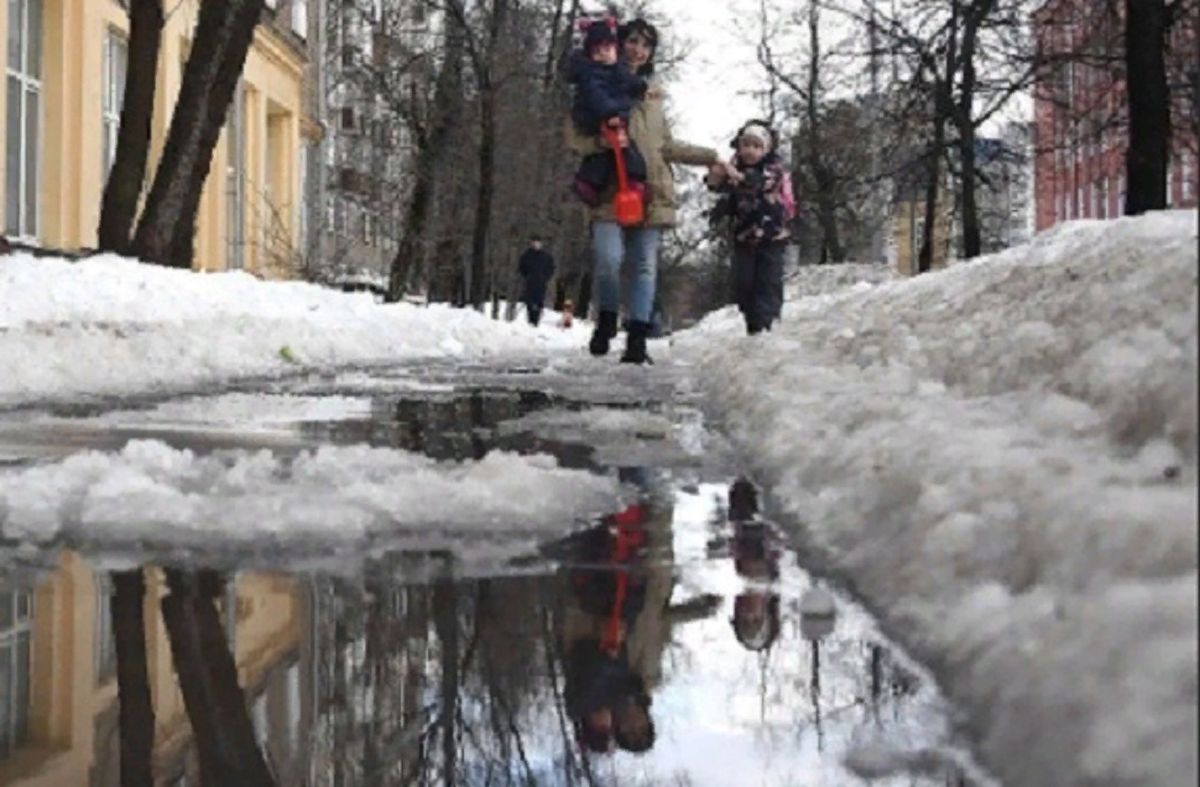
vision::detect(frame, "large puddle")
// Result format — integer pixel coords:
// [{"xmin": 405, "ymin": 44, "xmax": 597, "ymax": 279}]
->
[{"xmin": 0, "ymin": 375, "xmax": 983, "ymax": 785}]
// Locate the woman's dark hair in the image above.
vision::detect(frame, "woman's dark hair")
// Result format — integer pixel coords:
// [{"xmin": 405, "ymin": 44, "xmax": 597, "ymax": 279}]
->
[{"xmin": 618, "ymin": 18, "xmax": 659, "ymax": 76}]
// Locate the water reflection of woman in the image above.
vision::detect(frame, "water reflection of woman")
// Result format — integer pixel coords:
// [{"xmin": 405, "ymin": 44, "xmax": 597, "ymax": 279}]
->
[
  {"xmin": 561, "ymin": 488, "xmax": 656, "ymax": 754},
  {"xmin": 727, "ymin": 479, "xmax": 781, "ymax": 652},
  {"xmin": 561, "ymin": 466, "xmax": 725, "ymax": 756}
]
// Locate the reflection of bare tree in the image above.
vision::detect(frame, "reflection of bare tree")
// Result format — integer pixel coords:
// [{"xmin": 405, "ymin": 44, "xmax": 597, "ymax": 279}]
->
[
  {"xmin": 809, "ymin": 639, "xmax": 825, "ymax": 752},
  {"xmin": 159, "ymin": 569, "xmax": 275, "ymax": 786},
  {"xmin": 433, "ymin": 578, "xmax": 459, "ymax": 787},
  {"xmin": 111, "ymin": 569, "xmax": 154, "ymax": 787}
]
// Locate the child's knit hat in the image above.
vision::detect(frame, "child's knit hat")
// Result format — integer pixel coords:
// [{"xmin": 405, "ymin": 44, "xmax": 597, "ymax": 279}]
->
[
  {"xmin": 583, "ymin": 18, "xmax": 619, "ymax": 55},
  {"xmin": 731, "ymin": 118, "xmax": 778, "ymax": 151},
  {"xmin": 739, "ymin": 124, "xmax": 773, "ymax": 149}
]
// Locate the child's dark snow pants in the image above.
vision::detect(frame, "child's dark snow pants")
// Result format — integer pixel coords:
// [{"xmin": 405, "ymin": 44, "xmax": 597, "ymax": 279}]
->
[{"xmin": 732, "ymin": 241, "xmax": 785, "ymax": 334}]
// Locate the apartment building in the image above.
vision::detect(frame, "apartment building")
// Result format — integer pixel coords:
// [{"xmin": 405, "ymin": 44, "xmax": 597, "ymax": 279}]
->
[
  {"xmin": 1, "ymin": 0, "xmax": 315, "ymax": 277},
  {"xmin": 317, "ymin": 0, "xmax": 431, "ymax": 287},
  {"xmin": 1033, "ymin": 0, "xmax": 1198, "ymax": 231}
]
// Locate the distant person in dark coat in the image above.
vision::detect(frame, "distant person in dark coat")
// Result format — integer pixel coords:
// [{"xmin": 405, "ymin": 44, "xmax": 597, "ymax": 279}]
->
[{"xmin": 517, "ymin": 235, "xmax": 555, "ymax": 326}]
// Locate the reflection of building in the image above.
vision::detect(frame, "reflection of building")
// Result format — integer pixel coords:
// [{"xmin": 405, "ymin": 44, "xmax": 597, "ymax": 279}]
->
[
  {"xmin": 0, "ymin": 555, "xmax": 309, "ymax": 786},
  {"xmin": 0, "ymin": 1, "xmax": 313, "ymax": 277},
  {"xmin": 1032, "ymin": 0, "xmax": 1198, "ymax": 231}
]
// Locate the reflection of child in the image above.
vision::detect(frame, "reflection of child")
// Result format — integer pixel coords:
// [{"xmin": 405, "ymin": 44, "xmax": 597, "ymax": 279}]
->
[
  {"xmin": 568, "ymin": 18, "xmax": 649, "ymax": 206},
  {"xmin": 707, "ymin": 120, "xmax": 796, "ymax": 335},
  {"xmin": 726, "ymin": 479, "xmax": 782, "ymax": 651}
]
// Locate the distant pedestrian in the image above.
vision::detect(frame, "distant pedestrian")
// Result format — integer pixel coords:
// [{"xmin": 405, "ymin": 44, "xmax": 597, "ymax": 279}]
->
[
  {"xmin": 517, "ymin": 235, "xmax": 556, "ymax": 327},
  {"xmin": 560, "ymin": 299, "xmax": 575, "ymax": 329},
  {"xmin": 706, "ymin": 119, "xmax": 796, "ymax": 335}
]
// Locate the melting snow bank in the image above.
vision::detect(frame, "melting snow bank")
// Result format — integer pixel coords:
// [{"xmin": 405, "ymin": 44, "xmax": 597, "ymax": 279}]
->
[
  {"xmin": 0, "ymin": 440, "xmax": 620, "ymax": 565},
  {"xmin": 0, "ymin": 254, "xmax": 588, "ymax": 408},
  {"xmin": 681, "ymin": 212, "xmax": 1199, "ymax": 787}
]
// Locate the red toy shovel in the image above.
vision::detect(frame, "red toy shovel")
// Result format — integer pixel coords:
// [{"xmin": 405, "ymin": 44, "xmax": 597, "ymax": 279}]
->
[{"xmin": 601, "ymin": 124, "xmax": 644, "ymax": 227}]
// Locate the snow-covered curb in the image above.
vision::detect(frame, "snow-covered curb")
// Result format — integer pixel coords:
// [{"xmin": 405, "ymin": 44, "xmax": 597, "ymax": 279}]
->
[
  {"xmin": 681, "ymin": 212, "xmax": 1199, "ymax": 786},
  {"xmin": 0, "ymin": 254, "xmax": 587, "ymax": 407}
]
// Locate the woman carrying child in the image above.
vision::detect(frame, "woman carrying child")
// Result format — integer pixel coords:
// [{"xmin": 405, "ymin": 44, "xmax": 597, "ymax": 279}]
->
[
  {"xmin": 706, "ymin": 120, "xmax": 796, "ymax": 335},
  {"xmin": 567, "ymin": 18, "xmax": 723, "ymax": 364}
]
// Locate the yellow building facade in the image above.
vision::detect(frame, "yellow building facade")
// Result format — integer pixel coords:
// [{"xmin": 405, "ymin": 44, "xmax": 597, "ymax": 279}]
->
[
  {"xmin": 0, "ymin": 555, "xmax": 305, "ymax": 786},
  {"xmin": 1, "ymin": 0, "xmax": 310, "ymax": 276}
]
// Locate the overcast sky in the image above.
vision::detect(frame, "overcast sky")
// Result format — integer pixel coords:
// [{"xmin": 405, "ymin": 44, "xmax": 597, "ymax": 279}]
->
[{"xmin": 648, "ymin": 0, "xmax": 767, "ymax": 151}]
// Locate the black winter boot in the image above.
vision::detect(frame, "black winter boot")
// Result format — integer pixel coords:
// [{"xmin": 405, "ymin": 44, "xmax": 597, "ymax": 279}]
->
[
  {"xmin": 589, "ymin": 311, "xmax": 619, "ymax": 356},
  {"xmin": 620, "ymin": 321, "xmax": 652, "ymax": 365}
]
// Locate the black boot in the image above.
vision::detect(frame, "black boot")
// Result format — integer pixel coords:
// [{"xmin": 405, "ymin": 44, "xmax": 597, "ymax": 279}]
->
[
  {"xmin": 589, "ymin": 310, "xmax": 618, "ymax": 356},
  {"xmin": 620, "ymin": 321, "xmax": 652, "ymax": 365}
]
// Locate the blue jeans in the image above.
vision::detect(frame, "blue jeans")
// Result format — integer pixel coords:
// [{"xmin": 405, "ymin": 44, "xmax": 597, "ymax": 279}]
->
[{"xmin": 591, "ymin": 222, "xmax": 661, "ymax": 323}]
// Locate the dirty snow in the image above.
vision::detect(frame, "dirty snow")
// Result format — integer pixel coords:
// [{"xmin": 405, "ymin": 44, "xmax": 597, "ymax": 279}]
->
[
  {"xmin": 0, "ymin": 439, "xmax": 620, "ymax": 556},
  {"xmin": 680, "ymin": 211, "xmax": 1199, "ymax": 787},
  {"xmin": 0, "ymin": 253, "xmax": 588, "ymax": 408}
]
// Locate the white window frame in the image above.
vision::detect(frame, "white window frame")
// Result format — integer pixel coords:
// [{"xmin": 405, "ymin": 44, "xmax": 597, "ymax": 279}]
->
[
  {"xmin": 5, "ymin": 0, "xmax": 43, "ymax": 240},
  {"xmin": 291, "ymin": 0, "xmax": 307, "ymax": 39},
  {"xmin": 102, "ymin": 27, "xmax": 128, "ymax": 179}
]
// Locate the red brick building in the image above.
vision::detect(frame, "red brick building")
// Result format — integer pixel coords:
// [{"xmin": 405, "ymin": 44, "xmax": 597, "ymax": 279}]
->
[{"xmin": 1033, "ymin": 0, "xmax": 1197, "ymax": 231}]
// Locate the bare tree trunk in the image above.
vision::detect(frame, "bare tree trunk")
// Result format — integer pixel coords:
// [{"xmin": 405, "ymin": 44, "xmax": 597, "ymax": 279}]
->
[
  {"xmin": 97, "ymin": 0, "xmax": 163, "ymax": 253},
  {"xmin": 434, "ymin": 580, "xmax": 460, "ymax": 787},
  {"xmin": 805, "ymin": 1, "xmax": 846, "ymax": 262},
  {"xmin": 112, "ymin": 570, "xmax": 155, "ymax": 787},
  {"xmin": 1124, "ymin": 0, "xmax": 1170, "ymax": 214},
  {"xmin": 132, "ymin": 0, "xmax": 264, "ymax": 268},
  {"xmin": 387, "ymin": 17, "xmax": 466, "ymax": 301},
  {"xmin": 470, "ymin": 90, "xmax": 498, "ymax": 307},
  {"xmin": 954, "ymin": 0, "xmax": 993, "ymax": 260},
  {"xmin": 920, "ymin": 5, "xmax": 957, "ymax": 274},
  {"xmin": 467, "ymin": 0, "xmax": 509, "ymax": 308},
  {"xmin": 160, "ymin": 569, "xmax": 276, "ymax": 787}
]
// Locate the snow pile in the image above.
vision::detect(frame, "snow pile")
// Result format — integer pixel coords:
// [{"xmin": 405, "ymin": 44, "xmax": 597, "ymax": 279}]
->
[
  {"xmin": 682, "ymin": 212, "xmax": 1199, "ymax": 786},
  {"xmin": 0, "ymin": 439, "xmax": 620, "ymax": 555},
  {"xmin": 786, "ymin": 261, "xmax": 896, "ymax": 299},
  {"xmin": 0, "ymin": 254, "xmax": 589, "ymax": 407}
]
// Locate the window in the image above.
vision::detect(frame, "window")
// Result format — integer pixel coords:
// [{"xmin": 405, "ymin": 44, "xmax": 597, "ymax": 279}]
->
[
  {"xmin": 1165, "ymin": 155, "xmax": 1173, "ymax": 207},
  {"xmin": 102, "ymin": 29, "xmax": 128, "ymax": 179},
  {"xmin": 226, "ymin": 84, "xmax": 246, "ymax": 269},
  {"xmin": 5, "ymin": 0, "xmax": 42, "ymax": 239},
  {"xmin": 94, "ymin": 575, "xmax": 116, "ymax": 685},
  {"xmin": 1, "ymin": 589, "xmax": 33, "ymax": 759},
  {"xmin": 1183, "ymin": 151, "xmax": 1195, "ymax": 202}
]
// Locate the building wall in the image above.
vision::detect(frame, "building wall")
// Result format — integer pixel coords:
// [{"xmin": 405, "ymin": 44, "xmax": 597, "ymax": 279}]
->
[
  {"xmin": 0, "ymin": 557, "xmax": 303, "ymax": 786},
  {"xmin": 0, "ymin": 0, "xmax": 311, "ymax": 277},
  {"xmin": 1032, "ymin": 0, "xmax": 1198, "ymax": 232},
  {"xmin": 892, "ymin": 195, "xmax": 953, "ymax": 277}
]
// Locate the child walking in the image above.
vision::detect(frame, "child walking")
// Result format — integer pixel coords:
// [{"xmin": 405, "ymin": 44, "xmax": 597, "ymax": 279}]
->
[
  {"xmin": 568, "ymin": 17, "xmax": 649, "ymax": 206},
  {"xmin": 706, "ymin": 120, "xmax": 795, "ymax": 335}
]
